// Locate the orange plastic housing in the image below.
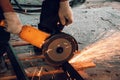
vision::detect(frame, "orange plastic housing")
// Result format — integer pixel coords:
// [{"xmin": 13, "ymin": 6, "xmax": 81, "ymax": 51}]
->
[
  {"xmin": 0, "ymin": 20, "xmax": 5, "ymax": 27},
  {"xmin": 19, "ymin": 25, "xmax": 50, "ymax": 48}
]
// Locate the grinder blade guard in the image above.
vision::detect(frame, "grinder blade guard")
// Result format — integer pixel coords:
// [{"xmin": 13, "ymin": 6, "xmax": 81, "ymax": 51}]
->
[{"xmin": 42, "ymin": 32, "xmax": 78, "ymax": 66}]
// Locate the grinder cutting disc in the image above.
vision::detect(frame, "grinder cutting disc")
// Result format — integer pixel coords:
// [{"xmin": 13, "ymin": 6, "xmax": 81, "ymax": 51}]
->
[{"xmin": 42, "ymin": 33, "xmax": 78, "ymax": 66}]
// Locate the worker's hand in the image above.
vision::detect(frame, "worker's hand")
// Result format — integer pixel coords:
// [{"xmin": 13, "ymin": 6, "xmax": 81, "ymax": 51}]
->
[
  {"xmin": 59, "ymin": 1, "xmax": 73, "ymax": 26},
  {"xmin": 4, "ymin": 12, "xmax": 23, "ymax": 34}
]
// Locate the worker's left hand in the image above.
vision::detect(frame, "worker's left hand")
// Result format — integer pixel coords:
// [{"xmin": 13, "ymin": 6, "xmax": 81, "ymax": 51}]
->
[
  {"xmin": 4, "ymin": 12, "xmax": 23, "ymax": 34},
  {"xmin": 59, "ymin": 1, "xmax": 73, "ymax": 26}
]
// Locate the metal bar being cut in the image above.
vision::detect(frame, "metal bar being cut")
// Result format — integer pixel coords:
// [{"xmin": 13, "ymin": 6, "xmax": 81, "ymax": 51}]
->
[
  {"xmin": 5, "ymin": 43, "xmax": 29, "ymax": 80},
  {"xmin": 62, "ymin": 62, "xmax": 84, "ymax": 80}
]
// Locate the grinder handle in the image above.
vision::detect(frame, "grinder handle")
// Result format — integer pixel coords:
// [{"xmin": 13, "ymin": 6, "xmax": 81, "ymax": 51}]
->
[
  {"xmin": 0, "ymin": 20, "xmax": 51, "ymax": 48},
  {"xmin": 19, "ymin": 25, "xmax": 50, "ymax": 48}
]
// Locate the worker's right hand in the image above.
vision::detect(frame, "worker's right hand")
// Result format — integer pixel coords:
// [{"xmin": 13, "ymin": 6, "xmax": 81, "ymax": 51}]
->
[
  {"xmin": 4, "ymin": 12, "xmax": 23, "ymax": 34},
  {"xmin": 59, "ymin": 1, "xmax": 73, "ymax": 26}
]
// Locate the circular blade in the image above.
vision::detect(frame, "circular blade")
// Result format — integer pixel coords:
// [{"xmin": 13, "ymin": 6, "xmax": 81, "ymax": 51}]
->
[{"xmin": 42, "ymin": 33, "xmax": 78, "ymax": 66}]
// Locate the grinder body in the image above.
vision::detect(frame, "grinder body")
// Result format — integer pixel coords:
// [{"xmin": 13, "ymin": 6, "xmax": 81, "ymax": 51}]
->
[
  {"xmin": 0, "ymin": 0, "xmax": 78, "ymax": 66},
  {"xmin": 19, "ymin": 25, "xmax": 50, "ymax": 48},
  {"xmin": 19, "ymin": 25, "xmax": 78, "ymax": 66},
  {"xmin": 0, "ymin": 21, "xmax": 78, "ymax": 66}
]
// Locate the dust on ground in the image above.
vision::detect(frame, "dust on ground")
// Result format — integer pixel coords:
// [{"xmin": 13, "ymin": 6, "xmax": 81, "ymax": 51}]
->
[{"xmin": 10, "ymin": 0, "xmax": 120, "ymax": 80}]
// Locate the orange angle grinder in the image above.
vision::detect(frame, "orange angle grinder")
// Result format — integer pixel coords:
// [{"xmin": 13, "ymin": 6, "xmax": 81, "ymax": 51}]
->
[{"xmin": 0, "ymin": 20, "xmax": 78, "ymax": 66}]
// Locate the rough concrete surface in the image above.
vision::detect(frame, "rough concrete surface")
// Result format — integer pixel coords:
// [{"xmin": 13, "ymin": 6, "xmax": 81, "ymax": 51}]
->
[{"xmin": 10, "ymin": 0, "xmax": 120, "ymax": 80}]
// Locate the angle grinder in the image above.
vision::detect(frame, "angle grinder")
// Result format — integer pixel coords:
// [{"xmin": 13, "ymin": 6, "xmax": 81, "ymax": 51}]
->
[
  {"xmin": 19, "ymin": 25, "xmax": 78, "ymax": 66},
  {"xmin": 0, "ymin": 21, "xmax": 78, "ymax": 66}
]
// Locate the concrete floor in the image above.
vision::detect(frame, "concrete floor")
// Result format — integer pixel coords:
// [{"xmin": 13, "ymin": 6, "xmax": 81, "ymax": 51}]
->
[
  {"xmin": 69, "ymin": 0, "xmax": 120, "ymax": 80},
  {"xmin": 10, "ymin": 0, "xmax": 120, "ymax": 80}
]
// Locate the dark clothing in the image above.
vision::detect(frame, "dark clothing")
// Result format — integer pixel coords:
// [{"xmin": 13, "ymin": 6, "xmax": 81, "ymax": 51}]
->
[
  {"xmin": 0, "ymin": 27, "xmax": 10, "ymax": 56},
  {"xmin": 38, "ymin": 0, "xmax": 64, "ymax": 34},
  {"xmin": 0, "ymin": 7, "xmax": 4, "ymax": 20},
  {"xmin": 0, "ymin": 27, "xmax": 10, "ymax": 43},
  {"xmin": 0, "ymin": 6, "xmax": 10, "ymax": 43},
  {"xmin": 0, "ymin": 5, "xmax": 10, "ymax": 73},
  {"xmin": 0, "ymin": 7, "xmax": 10, "ymax": 56},
  {"xmin": 34, "ymin": 0, "xmax": 64, "ymax": 55}
]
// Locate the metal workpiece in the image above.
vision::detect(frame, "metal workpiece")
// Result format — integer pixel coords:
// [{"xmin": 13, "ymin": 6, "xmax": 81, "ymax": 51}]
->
[
  {"xmin": 62, "ymin": 62, "xmax": 84, "ymax": 80},
  {"xmin": 5, "ymin": 43, "xmax": 29, "ymax": 80},
  {"xmin": 4, "ymin": 34, "xmax": 84, "ymax": 80},
  {"xmin": 5, "ymin": 42, "xmax": 84, "ymax": 80}
]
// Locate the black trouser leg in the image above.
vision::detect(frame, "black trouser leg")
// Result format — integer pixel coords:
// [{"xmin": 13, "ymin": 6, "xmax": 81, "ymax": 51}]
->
[
  {"xmin": 38, "ymin": 0, "xmax": 63, "ymax": 34},
  {"xmin": 34, "ymin": 0, "xmax": 62, "ymax": 55},
  {"xmin": 0, "ymin": 27, "xmax": 10, "ymax": 73},
  {"xmin": 0, "ymin": 56, "xmax": 7, "ymax": 73},
  {"xmin": 0, "ymin": 27, "xmax": 10, "ymax": 56}
]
